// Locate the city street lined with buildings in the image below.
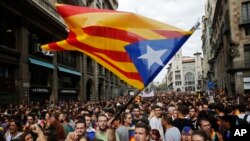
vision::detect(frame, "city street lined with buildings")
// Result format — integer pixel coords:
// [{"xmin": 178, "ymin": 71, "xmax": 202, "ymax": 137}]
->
[{"xmin": 0, "ymin": 0, "xmax": 250, "ymax": 141}]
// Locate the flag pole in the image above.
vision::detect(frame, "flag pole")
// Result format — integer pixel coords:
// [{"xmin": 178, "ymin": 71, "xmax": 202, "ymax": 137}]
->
[{"xmin": 111, "ymin": 89, "xmax": 142, "ymax": 124}]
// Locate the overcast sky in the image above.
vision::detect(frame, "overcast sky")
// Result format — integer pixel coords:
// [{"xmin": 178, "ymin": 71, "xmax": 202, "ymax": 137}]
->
[{"xmin": 117, "ymin": 0, "xmax": 206, "ymax": 83}]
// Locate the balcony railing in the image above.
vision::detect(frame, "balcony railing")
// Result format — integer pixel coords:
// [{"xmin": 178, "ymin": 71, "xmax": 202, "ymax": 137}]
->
[
  {"xmin": 31, "ymin": 0, "xmax": 63, "ymax": 22},
  {"xmin": 239, "ymin": 19, "xmax": 250, "ymax": 26},
  {"xmin": 227, "ymin": 60, "xmax": 250, "ymax": 70}
]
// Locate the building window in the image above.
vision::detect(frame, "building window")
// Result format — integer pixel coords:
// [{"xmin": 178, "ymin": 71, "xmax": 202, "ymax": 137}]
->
[
  {"xmin": 243, "ymin": 77, "xmax": 250, "ymax": 90},
  {"xmin": 0, "ymin": 66, "xmax": 10, "ymax": 78},
  {"xmin": 0, "ymin": 12, "xmax": 17, "ymax": 49},
  {"xmin": 244, "ymin": 44, "xmax": 250, "ymax": 65},
  {"xmin": 245, "ymin": 26, "xmax": 250, "ymax": 35},
  {"xmin": 185, "ymin": 72, "xmax": 195, "ymax": 85},
  {"xmin": 175, "ymin": 75, "xmax": 181, "ymax": 80},
  {"xmin": 59, "ymin": 74, "xmax": 79, "ymax": 89},
  {"xmin": 87, "ymin": 57, "xmax": 93, "ymax": 73},
  {"xmin": 58, "ymin": 51, "xmax": 77, "ymax": 68},
  {"xmin": 242, "ymin": 2, "xmax": 250, "ymax": 22},
  {"xmin": 30, "ymin": 67, "xmax": 49, "ymax": 86},
  {"xmin": 175, "ymin": 81, "xmax": 182, "ymax": 86}
]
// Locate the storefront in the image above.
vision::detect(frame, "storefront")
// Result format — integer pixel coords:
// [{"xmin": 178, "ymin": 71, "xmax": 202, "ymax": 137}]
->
[
  {"xmin": 58, "ymin": 89, "xmax": 79, "ymax": 101},
  {"xmin": 0, "ymin": 62, "xmax": 17, "ymax": 105},
  {"xmin": 28, "ymin": 57, "xmax": 54, "ymax": 103},
  {"xmin": 244, "ymin": 77, "xmax": 250, "ymax": 94},
  {"xmin": 29, "ymin": 86, "xmax": 51, "ymax": 104},
  {"xmin": 58, "ymin": 66, "xmax": 81, "ymax": 101}
]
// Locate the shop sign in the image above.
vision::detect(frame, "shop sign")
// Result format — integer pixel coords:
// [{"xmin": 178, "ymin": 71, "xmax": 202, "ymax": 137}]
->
[
  {"xmin": 31, "ymin": 87, "xmax": 50, "ymax": 93},
  {"xmin": 60, "ymin": 89, "xmax": 77, "ymax": 94}
]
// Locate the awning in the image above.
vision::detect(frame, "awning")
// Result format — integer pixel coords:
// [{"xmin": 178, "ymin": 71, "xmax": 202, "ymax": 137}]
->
[
  {"xmin": 28, "ymin": 58, "xmax": 55, "ymax": 69},
  {"xmin": 58, "ymin": 66, "xmax": 81, "ymax": 76}
]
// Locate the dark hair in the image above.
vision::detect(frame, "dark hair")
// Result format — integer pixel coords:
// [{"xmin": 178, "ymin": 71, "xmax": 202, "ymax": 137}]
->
[
  {"xmin": 189, "ymin": 106, "xmax": 198, "ymax": 112},
  {"xmin": 197, "ymin": 117, "xmax": 210, "ymax": 127},
  {"xmin": 192, "ymin": 129, "xmax": 211, "ymax": 141},
  {"xmin": 75, "ymin": 119, "xmax": 86, "ymax": 127},
  {"xmin": 225, "ymin": 105, "xmax": 234, "ymax": 114},
  {"xmin": 12, "ymin": 119, "xmax": 23, "ymax": 132},
  {"xmin": 238, "ymin": 103, "xmax": 247, "ymax": 112},
  {"xmin": 43, "ymin": 129, "xmax": 59, "ymax": 141},
  {"xmin": 27, "ymin": 113, "xmax": 36, "ymax": 120},
  {"xmin": 161, "ymin": 113, "xmax": 173, "ymax": 124},
  {"xmin": 152, "ymin": 105, "xmax": 161, "ymax": 110},
  {"xmin": 19, "ymin": 130, "xmax": 34, "ymax": 141},
  {"xmin": 151, "ymin": 129, "xmax": 161, "ymax": 140},
  {"xmin": 114, "ymin": 115, "xmax": 123, "ymax": 123},
  {"xmin": 215, "ymin": 103, "xmax": 224, "ymax": 112},
  {"xmin": 178, "ymin": 104, "xmax": 189, "ymax": 115},
  {"xmin": 135, "ymin": 122, "xmax": 151, "ymax": 135}
]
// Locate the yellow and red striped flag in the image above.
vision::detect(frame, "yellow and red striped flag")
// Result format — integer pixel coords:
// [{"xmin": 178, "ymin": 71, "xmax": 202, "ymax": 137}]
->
[{"xmin": 42, "ymin": 4, "xmax": 198, "ymax": 90}]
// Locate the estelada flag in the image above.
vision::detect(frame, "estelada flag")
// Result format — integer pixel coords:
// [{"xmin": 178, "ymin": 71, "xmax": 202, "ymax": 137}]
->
[{"xmin": 41, "ymin": 4, "xmax": 199, "ymax": 90}]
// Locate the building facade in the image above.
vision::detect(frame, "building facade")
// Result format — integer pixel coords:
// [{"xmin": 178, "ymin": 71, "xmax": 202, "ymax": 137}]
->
[
  {"xmin": 201, "ymin": 0, "xmax": 217, "ymax": 92},
  {"xmin": 165, "ymin": 50, "xmax": 203, "ymax": 93},
  {"xmin": 202, "ymin": 0, "xmax": 250, "ymax": 94},
  {"xmin": 0, "ymin": 0, "xmax": 130, "ymax": 105}
]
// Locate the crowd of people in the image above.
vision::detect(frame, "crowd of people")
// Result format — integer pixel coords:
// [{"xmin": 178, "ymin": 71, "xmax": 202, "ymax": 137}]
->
[{"xmin": 0, "ymin": 92, "xmax": 249, "ymax": 141}]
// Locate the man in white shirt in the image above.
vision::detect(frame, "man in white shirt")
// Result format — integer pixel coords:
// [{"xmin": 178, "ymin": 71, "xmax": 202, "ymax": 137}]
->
[{"xmin": 149, "ymin": 105, "xmax": 164, "ymax": 140}]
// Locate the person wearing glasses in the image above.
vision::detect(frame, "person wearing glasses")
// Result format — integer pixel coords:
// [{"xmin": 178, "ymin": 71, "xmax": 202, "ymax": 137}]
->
[{"xmin": 197, "ymin": 118, "xmax": 223, "ymax": 141}]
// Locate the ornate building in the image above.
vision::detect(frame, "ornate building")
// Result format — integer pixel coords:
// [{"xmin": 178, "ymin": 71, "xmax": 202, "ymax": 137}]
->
[
  {"xmin": 165, "ymin": 50, "xmax": 203, "ymax": 93},
  {"xmin": 0, "ymin": 0, "xmax": 130, "ymax": 105},
  {"xmin": 202, "ymin": 0, "xmax": 250, "ymax": 94}
]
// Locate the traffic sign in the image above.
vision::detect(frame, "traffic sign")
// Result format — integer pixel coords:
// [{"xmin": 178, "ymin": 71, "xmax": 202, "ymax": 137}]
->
[{"xmin": 208, "ymin": 82, "xmax": 214, "ymax": 89}]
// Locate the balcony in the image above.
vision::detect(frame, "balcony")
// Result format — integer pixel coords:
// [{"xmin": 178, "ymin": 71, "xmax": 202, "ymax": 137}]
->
[
  {"xmin": 227, "ymin": 60, "xmax": 250, "ymax": 72},
  {"xmin": 30, "ymin": 0, "xmax": 62, "ymax": 22},
  {"xmin": 239, "ymin": 19, "xmax": 250, "ymax": 26}
]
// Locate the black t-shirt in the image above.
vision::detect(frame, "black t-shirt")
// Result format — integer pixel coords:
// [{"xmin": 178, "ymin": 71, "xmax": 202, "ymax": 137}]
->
[
  {"xmin": 172, "ymin": 118, "xmax": 193, "ymax": 131},
  {"xmin": 132, "ymin": 116, "xmax": 149, "ymax": 125}
]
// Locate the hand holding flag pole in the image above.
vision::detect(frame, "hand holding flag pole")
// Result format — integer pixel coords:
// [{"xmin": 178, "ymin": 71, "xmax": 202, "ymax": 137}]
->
[{"xmin": 41, "ymin": 3, "xmax": 200, "ymax": 122}]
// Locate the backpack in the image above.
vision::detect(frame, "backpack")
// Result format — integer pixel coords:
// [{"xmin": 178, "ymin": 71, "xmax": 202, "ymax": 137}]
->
[
  {"xmin": 236, "ymin": 115, "xmax": 249, "ymax": 125},
  {"xmin": 243, "ymin": 114, "xmax": 250, "ymax": 124}
]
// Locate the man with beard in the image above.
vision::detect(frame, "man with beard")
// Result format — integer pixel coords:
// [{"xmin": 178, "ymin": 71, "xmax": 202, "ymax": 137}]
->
[
  {"xmin": 65, "ymin": 120, "xmax": 87, "ymax": 141},
  {"xmin": 188, "ymin": 106, "xmax": 198, "ymax": 130},
  {"xmin": 59, "ymin": 113, "xmax": 74, "ymax": 137},
  {"xmin": 95, "ymin": 114, "xmax": 120, "ymax": 141},
  {"xmin": 132, "ymin": 106, "xmax": 149, "ymax": 125}
]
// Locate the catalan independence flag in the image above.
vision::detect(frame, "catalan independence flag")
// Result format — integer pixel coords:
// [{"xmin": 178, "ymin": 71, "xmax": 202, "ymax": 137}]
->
[{"xmin": 41, "ymin": 4, "xmax": 198, "ymax": 90}]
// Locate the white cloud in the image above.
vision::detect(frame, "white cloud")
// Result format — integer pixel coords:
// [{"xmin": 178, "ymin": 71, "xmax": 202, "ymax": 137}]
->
[{"xmin": 117, "ymin": 0, "xmax": 205, "ymax": 83}]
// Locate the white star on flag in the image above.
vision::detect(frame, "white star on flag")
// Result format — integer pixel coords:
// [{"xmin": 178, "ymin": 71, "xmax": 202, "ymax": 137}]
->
[{"xmin": 138, "ymin": 45, "xmax": 167, "ymax": 69}]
